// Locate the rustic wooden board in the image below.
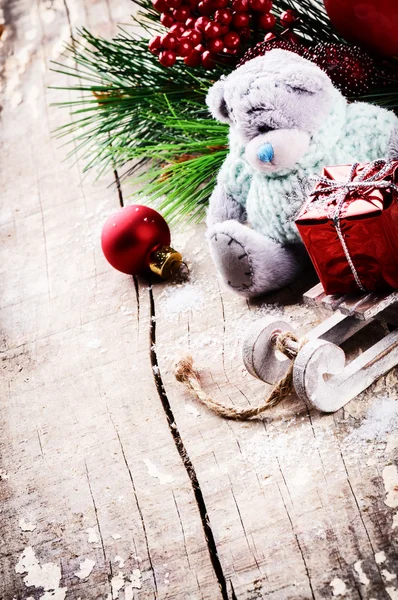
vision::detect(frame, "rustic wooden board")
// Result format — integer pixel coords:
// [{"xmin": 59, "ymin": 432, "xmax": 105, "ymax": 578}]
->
[{"xmin": 1, "ymin": 1, "xmax": 398, "ymax": 599}]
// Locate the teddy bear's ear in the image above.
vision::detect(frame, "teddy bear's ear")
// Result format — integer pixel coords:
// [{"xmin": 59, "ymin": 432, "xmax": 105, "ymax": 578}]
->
[
  {"xmin": 206, "ymin": 78, "xmax": 232, "ymax": 124},
  {"xmin": 278, "ymin": 67, "xmax": 329, "ymax": 95}
]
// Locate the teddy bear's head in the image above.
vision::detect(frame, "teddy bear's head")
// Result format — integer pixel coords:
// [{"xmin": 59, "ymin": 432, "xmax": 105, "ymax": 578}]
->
[{"xmin": 206, "ymin": 49, "xmax": 340, "ymax": 173}]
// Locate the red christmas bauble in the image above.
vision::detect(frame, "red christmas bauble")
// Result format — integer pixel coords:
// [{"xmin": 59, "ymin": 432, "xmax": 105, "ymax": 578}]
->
[
  {"xmin": 101, "ymin": 206, "xmax": 171, "ymax": 275},
  {"xmin": 323, "ymin": 0, "xmax": 398, "ymax": 57},
  {"xmin": 185, "ymin": 16, "xmax": 196, "ymax": 27}
]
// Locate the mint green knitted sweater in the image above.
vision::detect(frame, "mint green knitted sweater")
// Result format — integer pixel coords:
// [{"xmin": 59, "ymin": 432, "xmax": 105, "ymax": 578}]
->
[{"xmin": 217, "ymin": 93, "xmax": 397, "ymax": 244}]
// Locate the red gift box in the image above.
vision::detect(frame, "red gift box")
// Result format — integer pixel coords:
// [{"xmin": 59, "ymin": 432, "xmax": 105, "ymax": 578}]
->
[{"xmin": 295, "ymin": 160, "xmax": 398, "ymax": 295}]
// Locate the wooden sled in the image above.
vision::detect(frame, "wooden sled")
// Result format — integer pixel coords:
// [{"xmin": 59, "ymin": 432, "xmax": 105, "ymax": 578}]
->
[{"xmin": 242, "ymin": 283, "xmax": 398, "ymax": 413}]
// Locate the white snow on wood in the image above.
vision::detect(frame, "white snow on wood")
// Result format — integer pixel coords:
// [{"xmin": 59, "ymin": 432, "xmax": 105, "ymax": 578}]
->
[
  {"xmin": 19, "ymin": 518, "xmax": 37, "ymax": 532},
  {"xmin": 15, "ymin": 546, "xmax": 67, "ymax": 600},
  {"xmin": 354, "ymin": 561, "xmax": 370, "ymax": 585},
  {"xmin": 185, "ymin": 404, "xmax": 200, "ymax": 417},
  {"xmin": 393, "ymin": 513, "xmax": 398, "ymax": 529},
  {"xmin": 143, "ymin": 459, "xmax": 175, "ymax": 485},
  {"xmin": 111, "ymin": 573, "xmax": 125, "ymax": 599},
  {"xmin": 0, "ymin": 470, "xmax": 9, "ymax": 480},
  {"xmin": 330, "ymin": 578, "xmax": 347, "ymax": 596},
  {"xmin": 111, "ymin": 533, "xmax": 122, "ymax": 540},
  {"xmin": 86, "ymin": 527, "xmax": 99, "ymax": 543},
  {"xmin": 383, "ymin": 465, "xmax": 398, "ymax": 508},
  {"xmin": 383, "ymin": 570, "xmax": 397, "ymax": 582},
  {"xmin": 387, "ymin": 587, "xmax": 398, "ymax": 600},
  {"xmin": 130, "ymin": 569, "xmax": 142, "ymax": 589},
  {"xmin": 74, "ymin": 558, "xmax": 96, "ymax": 580},
  {"xmin": 375, "ymin": 551, "xmax": 386, "ymax": 564},
  {"xmin": 114, "ymin": 556, "xmax": 125, "ymax": 568},
  {"xmin": 124, "ymin": 584, "xmax": 134, "ymax": 600}
]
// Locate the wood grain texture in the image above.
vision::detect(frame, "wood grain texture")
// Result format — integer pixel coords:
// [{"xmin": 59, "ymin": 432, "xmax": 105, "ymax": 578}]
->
[{"xmin": 1, "ymin": 0, "xmax": 398, "ymax": 598}]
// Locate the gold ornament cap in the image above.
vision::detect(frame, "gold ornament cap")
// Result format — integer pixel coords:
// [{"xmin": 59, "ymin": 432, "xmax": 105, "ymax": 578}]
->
[{"xmin": 149, "ymin": 245, "xmax": 183, "ymax": 279}]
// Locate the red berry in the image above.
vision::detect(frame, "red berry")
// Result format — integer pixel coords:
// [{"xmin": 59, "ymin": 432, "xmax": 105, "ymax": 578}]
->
[
  {"xmin": 185, "ymin": 16, "xmax": 196, "ymax": 27},
  {"xmin": 219, "ymin": 25, "xmax": 230, "ymax": 35},
  {"xmin": 197, "ymin": 0, "xmax": 214, "ymax": 15},
  {"xmin": 160, "ymin": 11, "xmax": 175, "ymax": 27},
  {"xmin": 177, "ymin": 40, "xmax": 193, "ymax": 56},
  {"xmin": 148, "ymin": 35, "xmax": 162, "ymax": 55},
  {"xmin": 202, "ymin": 50, "xmax": 216, "ymax": 69},
  {"xmin": 239, "ymin": 26, "xmax": 251, "ymax": 40},
  {"xmin": 283, "ymin": 31, "xmax": 299, "ymax": 44},
  {"xmin": 152, "ymin": 0, "xmax": 168, "ymax": 12},
  {"xmin": 204, "ymin": 21, "xmax": 223, "ymax": 38},
  {"xmin": 169, "ymin": 23, "xmax": 186, "ymax": 35},
  {"xmin": 182, "ymin": 28, "xmax": 203, "ymax": 44},
  {"xmin": 208, "ymin": 37, "xmax": 224, "ymax": 52},
  {"xmin": 223, "ymin": 30, "xmax": 240, "ymax": 48},
  {"xmin": 213, "ymin": 0, "xmax": 228, "ymax": 7},
  {"xmin": 223, "ymin": 46, "xmax": 239, "ymax": 55},
  {"xmin": 160, "ymin": 32, "xmax": 179, "ymax": 48},
  {"xmin": 249, "ymin": 0, "xmax": 272, "ymax": 11},
  {"xmin": 258, "ymin": 12, "xmax": 276, "ymax": 29},
  {"xmin": 186, "ymin": 0, "xmax": 199, "ymax": 6},
  {"xmin": 194, "ymin": 43, "xmax": 206, "ymax": 53},
  {"xmin": 184, "ymin": 49, "xmax": 201, "ymax": 66},
  {"xmin": 195, "ymin": 16, "xmax": 210, "ymax": 31},
  {"xmin": 231, "ymin": 0, "xmax": 249, "ymax": 12},
  {"xmin": 280, "ymin": 9, "xmax": 297, "ymax": 27},
  {"xmin": 165, "ymin": 0, "xmax": 182, "ymax": 7},
  {"xmin": 214, "ymin": 9, "xmax": 232, "ymax": 24},
  {"xmin": 174, "ymin": 5, "xmax": 191, "ymax": 21},
  {"xmin": 159, "ymin": 50, "xmax": 177, "ymax": 66},
  {"xmin": 264, "ymin": 31, "xmax": 276, "ymax": 41},
  {"xmin": 232, "ymin": 11, "xmax": 249, "ymax": 28}
]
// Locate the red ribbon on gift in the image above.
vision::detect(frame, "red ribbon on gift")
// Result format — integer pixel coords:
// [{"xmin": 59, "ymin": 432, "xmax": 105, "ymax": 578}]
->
[{"xmin": 309, "ymin": 159, "xmax": 398, "ymax": 292}]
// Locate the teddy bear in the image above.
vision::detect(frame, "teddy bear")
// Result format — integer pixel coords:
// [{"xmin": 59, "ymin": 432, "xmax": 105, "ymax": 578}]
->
[{"xmin": 205, "ymin": 48, "xmax": 398, "ymax": 298}]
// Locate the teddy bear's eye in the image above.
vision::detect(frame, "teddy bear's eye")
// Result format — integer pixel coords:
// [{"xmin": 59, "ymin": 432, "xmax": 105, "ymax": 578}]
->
[{"xmin": 258, "ymin": 124, "xmax": 274, "ymax": 134}]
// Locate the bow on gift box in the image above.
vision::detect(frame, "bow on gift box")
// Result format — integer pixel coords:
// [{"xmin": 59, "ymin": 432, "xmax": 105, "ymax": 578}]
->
[{"xmin": 309, "ymin": 159, "xmax": 398, "ymax": 293}]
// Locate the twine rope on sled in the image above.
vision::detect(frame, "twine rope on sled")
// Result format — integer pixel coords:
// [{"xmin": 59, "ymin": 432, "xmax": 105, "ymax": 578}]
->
[
  {"xmin": 309, "ymin": 159, "xmax": 398, "ymax": 293},
  {"xmin": 175, "ymin": 331, "xmax": 307, "ymax": 420}
]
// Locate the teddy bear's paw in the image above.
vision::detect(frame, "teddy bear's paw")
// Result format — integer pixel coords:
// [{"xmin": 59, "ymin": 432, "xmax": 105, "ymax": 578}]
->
[{"xmin": 208, "ymin": 228, "xmax": 254, "ymax": 292}]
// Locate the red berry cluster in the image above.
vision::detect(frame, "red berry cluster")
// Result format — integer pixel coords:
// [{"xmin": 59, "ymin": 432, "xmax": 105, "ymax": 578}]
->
[{"xmin": 148, "ymin": 0, "xmax": 279, "ymax": 69}]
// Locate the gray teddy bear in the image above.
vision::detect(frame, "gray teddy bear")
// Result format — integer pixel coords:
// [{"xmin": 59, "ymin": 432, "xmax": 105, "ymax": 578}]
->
[{"xmin": 205, "ymin": 49, "xmax": 398, "ymax": 298}]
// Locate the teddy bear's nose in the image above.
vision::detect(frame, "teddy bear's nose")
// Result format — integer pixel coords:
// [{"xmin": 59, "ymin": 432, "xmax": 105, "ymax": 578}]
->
[{"xmin": 257, "ymin": 143, "xmax": 274, "ymax": 163}]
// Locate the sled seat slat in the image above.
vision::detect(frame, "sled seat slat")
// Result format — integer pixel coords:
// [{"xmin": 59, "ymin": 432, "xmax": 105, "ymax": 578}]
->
[{"xmin": 304, "ymin": 283, "xmax": 398, "ymax": 320}]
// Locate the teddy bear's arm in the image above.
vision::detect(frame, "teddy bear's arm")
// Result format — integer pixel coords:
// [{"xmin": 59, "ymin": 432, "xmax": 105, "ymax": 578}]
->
[{"xmin": 206, "ymin": 181, "xmax": 247, "ymax": 228}]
